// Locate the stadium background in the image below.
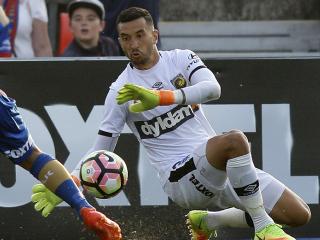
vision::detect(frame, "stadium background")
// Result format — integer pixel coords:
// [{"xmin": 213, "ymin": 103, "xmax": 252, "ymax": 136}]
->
[
  {"xmin": 0, "ymin": 58, "xmax": 319, "ymax": 239},
  {"xmin": 46, "ymin": 0, "xmax": 320, "ymax": 54}
]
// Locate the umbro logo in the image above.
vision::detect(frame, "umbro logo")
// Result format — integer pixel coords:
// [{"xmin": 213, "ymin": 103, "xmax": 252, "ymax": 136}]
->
[
  {"xmin": 244, "ymin": 184, "xmax": 258, "ymax": 192},
  {"xmin": 234, "ymin": 180, "xmax": 259, "ymax": 196},
  {"xmin": 152, "ymin": 82, "xmax": 163, "ymax": 90}
]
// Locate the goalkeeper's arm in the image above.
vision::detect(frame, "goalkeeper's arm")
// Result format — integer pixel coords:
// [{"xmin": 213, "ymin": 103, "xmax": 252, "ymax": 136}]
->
[
  {"xmin": 173, "ymin": 67, "xmax": 221, "ymax": 105},
  {"xmin": 117, "ymin": 68, "xmax": 220, "ymax": 112}
]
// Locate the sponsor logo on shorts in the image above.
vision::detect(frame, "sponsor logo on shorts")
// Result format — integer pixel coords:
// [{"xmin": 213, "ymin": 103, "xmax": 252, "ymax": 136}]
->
[
  {"xmin": 134, "ymin": 105, "xmax": 194, "ymax": 139},
  {"xmin": 189, "ymin": 173, "xmax": 215, "ymax": 198},
  {"xmin": 4, "ymin": 135, "xmax": 33, "ymax": 159},
  {"xmin": 172, "ymin": 155, "xmax": 190, "ymax": 170}
]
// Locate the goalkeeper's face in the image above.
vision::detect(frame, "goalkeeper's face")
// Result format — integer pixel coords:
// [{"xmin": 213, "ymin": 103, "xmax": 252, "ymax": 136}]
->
[{"xmin": 118, "ymin": 17, "xmax": 159, "ymax": 70}]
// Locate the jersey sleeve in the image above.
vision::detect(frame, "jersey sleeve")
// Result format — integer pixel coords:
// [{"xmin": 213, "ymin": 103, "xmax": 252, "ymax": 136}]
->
[
  {"xmin": 172, "ymin": 49, "xmax": 220, "ymax": 104},
  {"xmin": 29, "ymin": 0, "xmax": 48, "ymax": 22},
  {"xmin": 175, "ymin": 49, "xmax": 208, "ymax": 83},
  {"xmin": 98, "ymin": 85, "xmax": 127, "ymax": 137}
]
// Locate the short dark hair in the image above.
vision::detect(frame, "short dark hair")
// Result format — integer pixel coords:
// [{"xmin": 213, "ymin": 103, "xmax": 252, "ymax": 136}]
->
[{"xmin": 116, "ymin": 7, "xmax": 154, "ymax": 27}]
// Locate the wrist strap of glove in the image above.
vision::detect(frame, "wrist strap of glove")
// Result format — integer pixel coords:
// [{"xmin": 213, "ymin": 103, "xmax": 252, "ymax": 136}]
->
[{"xmin": 158, "ymin": 90, "xmax": 175, "ymax": 105}]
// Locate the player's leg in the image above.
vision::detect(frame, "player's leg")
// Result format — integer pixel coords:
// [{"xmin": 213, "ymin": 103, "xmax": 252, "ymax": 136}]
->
[
  {"xmin": 0, "ymin": 89, "xmax": 91, "ymax": 215},
  {"xmin": 265, "ymin": 184, "xmax": 311, "ymax": 227},
  {"xmin": 204, "ymin": 131, "xmax": 273, "ymax": 229},
  {"xmin": 168, "ymin": 139, "xmax": 297, "ymax": 239},
  {"xmin": 21, "ymin": 148, "xmax": 122, "ymax": 240},
  {"xmin": 177, "ymin": 139, "xmax": 249, "ymax": 239},
  {"xmin": 204, "ymin": 130, "xmax": 294, "ymax": 239},
  {"xmin": 0, "ymin": 90, "xmax": 121, "ymax": 240},
  {"xmin": 20, "ymin": 146, "xmax": 90, "ymax": 214},
  {"xmin": 252, "ymin": 170, "xmax": 310, "ymax": 240},
  {"xmin": 193, "ymin": 170, "xmax": 310, "ymax": 233}
]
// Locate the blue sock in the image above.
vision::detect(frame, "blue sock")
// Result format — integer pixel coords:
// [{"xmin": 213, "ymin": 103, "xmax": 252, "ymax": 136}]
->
[{"xmin": 55, "ymin": 179, "xmax": 93, "ymax": 216}]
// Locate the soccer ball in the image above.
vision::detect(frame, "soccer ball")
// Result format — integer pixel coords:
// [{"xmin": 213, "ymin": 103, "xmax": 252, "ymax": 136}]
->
[{"xmin": 80, "ymin": 150, "xmax": 128, "ymax": 199}]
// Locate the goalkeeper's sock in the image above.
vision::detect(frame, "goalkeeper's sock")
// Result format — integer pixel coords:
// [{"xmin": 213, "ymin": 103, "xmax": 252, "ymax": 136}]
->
[
  {"xmin": 226, "ymin": 153, "xmax": 274, "ymax": 232},
  {"xmin": 206, "ymin": 208, "xmax": 252, "ymax": 229},
  {"xmin": 30, "ymin": 153, "xmax": 93, "ymax": 215}
]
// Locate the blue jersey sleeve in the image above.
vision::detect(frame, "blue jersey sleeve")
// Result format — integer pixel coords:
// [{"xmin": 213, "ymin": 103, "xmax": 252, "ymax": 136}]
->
[{"xmin": 0, "ymin": 94, "xmax": 34, "ymax": 164}]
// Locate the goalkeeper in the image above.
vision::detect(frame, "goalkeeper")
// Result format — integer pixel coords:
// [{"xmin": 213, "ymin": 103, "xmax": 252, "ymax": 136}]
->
[
  {"xmin": 31, "ymin": 7, "xmax": 311, "ymax": 240},
  {"xmin": 0, "ymin": 89, "xmax": 121, "ymax": 240}
]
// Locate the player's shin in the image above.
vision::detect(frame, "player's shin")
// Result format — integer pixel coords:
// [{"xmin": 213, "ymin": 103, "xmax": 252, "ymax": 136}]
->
[
  {"xmin": 30, "ymin": 153, "xmax": 92, "ymax": 215},
  {"xmin": 226, "ymin": 153, "xmax": 274, "ymax": 232}
]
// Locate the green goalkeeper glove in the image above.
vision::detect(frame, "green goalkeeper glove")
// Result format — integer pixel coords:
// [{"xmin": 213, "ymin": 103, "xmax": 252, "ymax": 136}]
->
[
  {"xmin": 116, "ymin": 83, "xmax": 175, "ymax": 113},
  {"xmin": 31, "ymin": 184, "xmax": 63, "ymax": 217}
]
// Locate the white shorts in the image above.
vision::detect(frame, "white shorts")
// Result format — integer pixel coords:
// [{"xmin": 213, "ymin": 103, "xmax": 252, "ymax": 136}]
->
[{"xmin": 163, "ymin": 141, "xmax": 286, "ymax": 213}]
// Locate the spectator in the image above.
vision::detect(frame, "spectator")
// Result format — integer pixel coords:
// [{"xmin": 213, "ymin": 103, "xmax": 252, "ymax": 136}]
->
[
  {"xmin": 99, "ymin": 0, "xmax": 160, "ymax": 54},
  {"xmin": 62, "ymin": 0, "xmax": 119, "ymax": 57},
  {"xmin": 1, "ymin": 0, "xmax": 52, "ymax": 57}
]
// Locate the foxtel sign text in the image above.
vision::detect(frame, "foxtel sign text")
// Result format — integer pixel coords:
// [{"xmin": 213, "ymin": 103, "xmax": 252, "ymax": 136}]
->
[{"xmin": 0, "ymin": 104, "xmax": 318, "ymax": 207}]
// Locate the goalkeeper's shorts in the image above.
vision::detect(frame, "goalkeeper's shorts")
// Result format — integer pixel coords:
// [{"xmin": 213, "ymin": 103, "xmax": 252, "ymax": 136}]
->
[
  {"xmin": 0, "ymin": 94, "xmax": 34, "ymax": 164},
  {"xmin": 163, "ymin": 140, "xmax": 285, "ymax": 213}
]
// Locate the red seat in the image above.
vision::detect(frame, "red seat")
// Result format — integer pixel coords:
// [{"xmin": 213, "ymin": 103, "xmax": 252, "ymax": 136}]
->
[{"xmin": 57, "ymin": 12, "xmax": 73, "ymax": 56}]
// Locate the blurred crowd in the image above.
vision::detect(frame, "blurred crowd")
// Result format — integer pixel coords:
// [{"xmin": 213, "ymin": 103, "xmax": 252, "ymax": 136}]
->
[{"xmin": 0, "ymin": 0, "xmax": 160, "ymax": 58}]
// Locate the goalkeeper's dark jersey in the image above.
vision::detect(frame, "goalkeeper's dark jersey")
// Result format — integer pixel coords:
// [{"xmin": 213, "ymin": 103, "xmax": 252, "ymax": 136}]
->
[{"xmin": 0, "ymin": 94, "xmax": 34, "ymax": 164}]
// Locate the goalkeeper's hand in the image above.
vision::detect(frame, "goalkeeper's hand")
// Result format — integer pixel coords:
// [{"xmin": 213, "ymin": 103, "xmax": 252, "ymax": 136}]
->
[
  {"xmin": 31, "ymin": 184, "xmax": 63, "ymax": 217},
  {"xmin": 116, "ymin": 83, "xmax": 175, "ymax": 113}
]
